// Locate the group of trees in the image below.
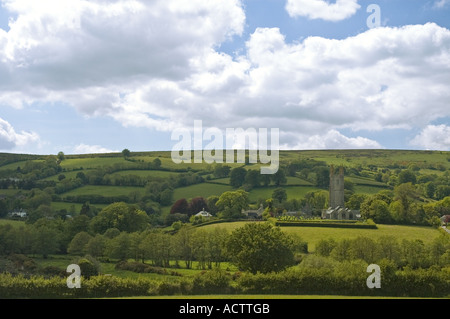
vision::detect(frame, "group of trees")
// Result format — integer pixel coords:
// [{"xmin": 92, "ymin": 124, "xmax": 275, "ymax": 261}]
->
[
  {"xmin": 349, "ymin": 183, "xmax": 450, "ymax": 226},
  {"xmin": 314, "ymin": 234, "xmax": 450, "ymax": 269},
  {"xmin": 229, "ymin": 167, "xmax": 287, "ymax": 189}
]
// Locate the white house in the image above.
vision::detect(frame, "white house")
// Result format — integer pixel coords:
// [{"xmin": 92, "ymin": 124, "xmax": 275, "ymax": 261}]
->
[
  {"xmin": 9, "ymin": 209, "xmax": 27, "ymax": 218},
  {"xmin": 195, "ymin": 209, "xmax": 212, "ymax": 218}
]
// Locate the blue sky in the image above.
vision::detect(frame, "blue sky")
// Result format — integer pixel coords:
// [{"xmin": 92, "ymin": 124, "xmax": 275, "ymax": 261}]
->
[{"xmin": 0, "ymin": 0, "xmax": 449, "ymax": 155}]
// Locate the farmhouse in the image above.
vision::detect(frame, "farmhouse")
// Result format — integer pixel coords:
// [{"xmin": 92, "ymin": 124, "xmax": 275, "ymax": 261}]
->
[
  {"xmin": 242, "ymin": 204, "xmax": 264, "ymax": 220},
  {"xmin": 195, "ymin": 209, "xmax": 212, "ymax": 218},
  {"xmin": 441, "ymin": 215, "xmax": 450, "ymax": 225},
  {"xmin": 322, "ymin": 166, "xmax": 360, "ymax": 220},
  {"xmin": 8, "ymin": 209, "xmax": 27, "ymax": 218}
]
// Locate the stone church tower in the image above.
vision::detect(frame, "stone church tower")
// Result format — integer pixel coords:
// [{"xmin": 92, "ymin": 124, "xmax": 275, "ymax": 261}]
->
[{"xmin": 329, "ymin": 165, "xmax": 344, "ymax": 208}]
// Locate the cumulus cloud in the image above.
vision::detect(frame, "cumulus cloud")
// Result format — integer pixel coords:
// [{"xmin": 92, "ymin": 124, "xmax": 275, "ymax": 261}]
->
[
  {"xmin": 410, "ymin": 125, "xmax": 450, "ymax": 151},
  {"xmin": 434, "ymin": 0, "xmax": 450, "ymax": 9},
  {"xmin": 72, "ymin": 143, "xmax": 117, "ymax": 154},
  {"xmin": 285, "ymin": 0, "xmax": 361, "ymax": 21},
  {"xmin": 0, "ymin": 117, "xmax": 40, "ymax": 150},
  {"xmin": 287, "ymin": 130, "xmax": 382, "ymax": 150},
  {"xmin": 0, "ymin": 1, "xmax": 450, "ymax": 150},
  {"xmin": 0, "ymin": 0, "xmax": 245, "ymax": 100}
]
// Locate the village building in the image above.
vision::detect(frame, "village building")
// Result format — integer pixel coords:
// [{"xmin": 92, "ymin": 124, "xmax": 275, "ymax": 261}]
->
[
  {"xmin": 322, "ymin": 166, "xmax": 360, "ymax": 220},
  {"xmin": 440, "ymin": 215, "xmax": 450, "ymax": 225},
  {"xmin": 8, "ymin": 209, "xmax": 27, "ymax": 219},
  {"xmin": 242, "ymin": 204, "xmax": 264, "ymax": 220},
  {"xmin": 195, "ymin": 208, "xmax": 212, "ymax": 218}
]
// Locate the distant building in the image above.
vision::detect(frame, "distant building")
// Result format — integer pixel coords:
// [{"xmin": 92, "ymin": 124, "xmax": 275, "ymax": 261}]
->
[
  {"xmin": 8, "ymin": 209, "xmax": 27, "ymax": 218},
  {"xmin": 322, "ymin": 206, "xmax": 360, "ymax": 220},
  {"xmin": 329, "ymin": 165, "xmax": 345, "ymax": 208},
  {"xmin": 322, "ymin": 166, "xmax": 360, "ymax": 220},
  {"xmin": 242, "ymin": 204, "xmax": 264, "ymax": 220},
  {"xmin": 441, "ymin": 215, "xmax": 450, "ymax": 225},
  {"xmin": 195, "ymin": 209, "xmax": 212, "ymax": 218}
]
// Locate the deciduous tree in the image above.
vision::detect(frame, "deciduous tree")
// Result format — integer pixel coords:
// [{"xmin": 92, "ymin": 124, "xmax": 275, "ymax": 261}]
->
[{"xmin": 225, "ymin": 223, "xmax": 295, "ymax": 274}]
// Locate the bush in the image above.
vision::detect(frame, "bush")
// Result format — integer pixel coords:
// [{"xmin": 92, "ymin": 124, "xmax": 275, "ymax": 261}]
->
[
  {"xmin": 192, "ymin": 269, "xmax": 233, "ymax": 294},
  {"xmin": 115, "ymin": 261, "xmax": 182, "ymax": 276},
  {"xmin": 72, "ymin": 255, "xmax": 101, "ymax": 279}
]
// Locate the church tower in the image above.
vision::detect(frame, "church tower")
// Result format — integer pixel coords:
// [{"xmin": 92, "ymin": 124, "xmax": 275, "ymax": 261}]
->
[{"xmin": 329, "ymin": 165, "xmax": 344, "ymax": 208}]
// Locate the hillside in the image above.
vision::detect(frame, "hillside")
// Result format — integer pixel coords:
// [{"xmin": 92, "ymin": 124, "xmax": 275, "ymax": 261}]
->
[{"xmin": 0, "ymin": 149, "xmax": 449, "ymax": 225}]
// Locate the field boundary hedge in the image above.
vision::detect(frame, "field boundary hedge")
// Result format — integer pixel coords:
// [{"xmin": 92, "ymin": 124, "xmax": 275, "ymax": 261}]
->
[
  {"xmin": 1, "ymin": 266, "xmax": 448, "ymax": 298},
  {"xmin": 275, "ymin": 221, "xmax": 378, "ymax": 229}
]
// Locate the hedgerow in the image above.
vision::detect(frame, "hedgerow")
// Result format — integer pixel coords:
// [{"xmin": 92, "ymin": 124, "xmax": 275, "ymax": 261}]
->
[{"xmin": 1, "ymin": 265, "xmax": 448, "ymax": 298}]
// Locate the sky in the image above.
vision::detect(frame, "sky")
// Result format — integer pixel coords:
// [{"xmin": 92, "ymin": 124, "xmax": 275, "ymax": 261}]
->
[{"xmin": 0, "ymin": 0, "xmax": 449, "ymax": 155}]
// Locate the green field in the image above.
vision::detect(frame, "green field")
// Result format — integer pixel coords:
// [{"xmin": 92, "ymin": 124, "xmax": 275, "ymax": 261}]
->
[
  {"xmin": 109, "ymin": 170, "xmax": 181, "ymax": 178},
  {"xmin": 0, "ymin": 219, "xmax": 26, "ymax": 228},
  {"xmin": 201, "ymin": 222, "xmax": 442, "ymax": 252},
  {"xmin": 173, "ymin": 183, "xmax": 233, "ymax": 200},
  {"xmin": 248, "ymin": 186, "xmax": 318, "ymax": 203},
  {"xmin": 353, "ymin": 185, "xmax": 387, "ymax": 195},
  {"xmin": 59, "ymin": 157, "xmax": 127, "ymax": 170},
  {"xmin": 63, "ymin": 185, "xmax": 145, "ymax": 197},
  {"xmin": 43, "ymin": 170, "xmax": 85, "ymax": 181},
  {"xmin": 0, "ymin": 160, "xmax": 45, "ymax": 171},
  {"xmin": 50, "ymin": 201, "xmax": 108, "ymax": 212}
]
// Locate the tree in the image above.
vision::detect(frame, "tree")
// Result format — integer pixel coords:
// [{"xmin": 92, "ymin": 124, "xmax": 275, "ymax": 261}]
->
[
  {"xmin": 272, "ymin": 187, "xmax": 287, "ymax": 203},
  {"xmin": 122, "ymin": 148, "xmax": 131, "ymax": 159},
  {"xmin": 76, "ymin": 172, "xmax": 88, "ymax": 184},
  {"xmin": 244, "ymin": 169, "xmax": 260, "ymax": 189},
  {"xmin": 398, "ymin": 170, "xmax": 416, "ymax": 185},
  {"xmin": 105, "ymin": 232, "xmax": 131, "ymax": 261},
  {"xmin": 229, "ymin": 167, "xmax": 247, "ymax": 188},
  {"xmin": 425, "ymin": 182, "xmax": 436, "ymax": 199},
  {"xmin": 225, "ymin": 223, "xmax": 295, "ymax": 274},
  {"xmin": 170, "ymin": 198, "xmax": 189, "ymax": 215},
  {"xmin": 271, "ymin": 169, "xmax": 287, "ymax": 186},
  {"xmin": 159, "ymin": 188, "xmax": 173, "ymax": 206},
  {"xmin": 207, "ymin": 195, "xmax": 220, "ymax": 215},
  {"xmin": 377, "ymin": 236, "xmax": 401, "ymax": 264},
  {"xmin": 214, "ymin": 165, "xmax": 230, "ymax": 178},
  {"xmin": 90, "ymin": 202, "xmax": 149, "ymax": 234},
  {"xmin": 436, "ymin": 185, "xmax": 450, "ymax": 200},
  {"xmin": 31, "ymin": 225, "xmax": 60, "ymax": 258},
  {"xmin": 75, "ymin": 256, "xmax": 100, "ymax": 278},
  {"xmin": 0, "ymin": 200, "xmax": 8, "ymax": 218},
  {"xmin": 189, "ymin": 197, "xmax": 209, "ymax": 216},
  {"xmin": 173, "ymin": 227, "xmax": 193, "ymax": 269},
  {"xmin": 315, "ymin": 238, "xmax": 337, "ymax": 257},
  {"xmin": 85, "ymin": 234, "xmax": 107, "ymax": 258},
  {"xmin": 368, "ymin": 199, "xmax": 392, "ymax": 224},
  {"xmin": 392, "ymin": 183, "xmax": 419, "ymax": 223},
  {"xmin": 346, "ymin": 193, "xmax": 368, "ymax": 210},
  {"xmin": 152, "ymin": 158, "xmax": 161, "ymax": 169},
  {"xmin": 315, "ymin": 166, "xmax": 330, "ymax": 188},
  {"xmin": 216, "ymin": 190, "xmax": 249, "ymax": 219},
  {"xmin": 67, "ymin": 231, "xmax": 92, "ymax": 255},
  {"xmin": 57, "ymin": 151, "xmax": 65, "ymax": 162},
  {"xmin": 348, "ymin": 236, "xmax": 379, "ymax": 264}
]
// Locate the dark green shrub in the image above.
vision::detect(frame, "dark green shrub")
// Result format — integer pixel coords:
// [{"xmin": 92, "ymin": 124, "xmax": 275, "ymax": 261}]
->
[{"xmin": 192, "ymin": 269, "xmax": 232, "ymax": 294}]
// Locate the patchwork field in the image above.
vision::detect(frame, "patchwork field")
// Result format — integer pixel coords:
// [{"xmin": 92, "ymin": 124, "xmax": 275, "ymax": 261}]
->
[{"xmin": 200, "ymin": 222, "xmax": 442, "ymax": 252}]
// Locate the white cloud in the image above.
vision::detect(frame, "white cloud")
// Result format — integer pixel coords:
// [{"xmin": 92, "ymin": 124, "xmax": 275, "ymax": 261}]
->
[
  {"xmin": 0, "ymin": 117, "xmax": 40, "ymax": 150},
  {"xmin": 285, "ymin": 0, "xmax": 361, "ymax": 22},
  {"xmin": 434, "ymin": 0, "xmax": 450, "ymax": 9},
  {"xmin": 72, "ymin": 143, "xmax": 116, "ymax": 154},
  {"xmin": 0, "ymin": 1, "xmax": 450, "ymax": 151},
  {"xmin": 410, "ymin": 125, "xmax": 450, "ymax": 151},
  {"xmin": 288, "ymin": 130, "xmax": 382, "ymax": 150},
  {"xmin": 0, "ymin": 0, "xmax": 245, "ymax": 99}
]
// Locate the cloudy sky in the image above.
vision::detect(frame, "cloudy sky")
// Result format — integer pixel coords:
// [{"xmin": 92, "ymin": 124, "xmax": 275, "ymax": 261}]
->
[{"xmin": 0, "ymin": 0, "xmax": 449, "ymax": 155}]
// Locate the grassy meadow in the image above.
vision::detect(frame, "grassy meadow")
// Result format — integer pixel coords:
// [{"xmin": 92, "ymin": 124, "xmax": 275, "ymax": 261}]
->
[{"xmin": 200, "ymin": 222, "xmax": 442, "ymax": 252}]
